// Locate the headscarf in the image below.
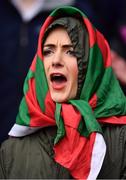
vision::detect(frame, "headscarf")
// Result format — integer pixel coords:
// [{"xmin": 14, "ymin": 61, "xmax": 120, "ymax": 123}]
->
[{"xmin": 9, "ymin": 6, "xmax": 126, "ymax": 180}]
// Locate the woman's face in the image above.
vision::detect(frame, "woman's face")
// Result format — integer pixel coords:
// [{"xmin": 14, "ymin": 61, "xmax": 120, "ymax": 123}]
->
[{"xmin": 43, "ymin": 27, "xmax": 78, "ymax": 102}]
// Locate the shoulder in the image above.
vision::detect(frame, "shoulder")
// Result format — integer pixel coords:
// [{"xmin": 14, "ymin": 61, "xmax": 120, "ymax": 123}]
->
[
  {"xmin": 0, "ymin": 127, "xmax": 65, "ymax": 179},
  {"xmin": 98, "ymin": 125, "xmax": 126, "ymax": 179},
  {"xmin": 1, "ymin": 126, "xmax": 57, "ymax": 157},
  {"xmin": 102, "ymin": 124, "xmax": 126, "ymax": 142},
  {"xmin": 102, "ymin": 124, "xmax": 126, "ymax": 157},
  {"xmin": 0, "ymin": 134, "xmax": 32, "ymax": 164},
  {"xmin": 1, "ymin": 131, "xmax": 35, "ymax": 149}
]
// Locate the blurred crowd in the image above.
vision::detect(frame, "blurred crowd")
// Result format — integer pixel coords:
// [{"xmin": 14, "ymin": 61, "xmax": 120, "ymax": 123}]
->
[{"xmin": 0, "ymin": 0, "xmax": 126, "ymax": 143}]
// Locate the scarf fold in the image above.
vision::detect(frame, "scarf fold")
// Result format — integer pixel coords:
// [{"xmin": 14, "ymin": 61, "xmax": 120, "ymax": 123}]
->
[{"xmin": 9, "ymin": 6, "xmax": 126, "ymax": 179}]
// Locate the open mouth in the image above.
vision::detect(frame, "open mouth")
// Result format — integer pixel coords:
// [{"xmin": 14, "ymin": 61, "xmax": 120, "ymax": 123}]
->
[
  {"xmin": 50, "ymin": 73, "xmax": 67, "ymax": 83},
  {"xmin": 50, "ymin": 73, "xmax": 67, "ymax": 90}
]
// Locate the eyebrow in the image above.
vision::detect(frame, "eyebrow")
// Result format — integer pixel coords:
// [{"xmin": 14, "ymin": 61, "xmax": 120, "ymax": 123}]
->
[{"xmin": 43, "ymin": 44, "xmax": 73, "ymax": 48}]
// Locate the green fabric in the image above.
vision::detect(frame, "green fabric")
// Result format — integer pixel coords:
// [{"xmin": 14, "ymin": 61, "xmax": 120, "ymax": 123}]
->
[
  {"xmin": 16, "ymin": 97, "xmax": 30, "ymax": 126},
  {"xmin": 35, "ymin": 57, "xmax": 48, "ymax": 112},
  {"xmin": 50, "ymin": 6, "xmax": 88, "ymax": 19},
  {"xmin": 54, "ymin": 103, "xmax": 65, "ymax": 144},
  {"xmin": 69, "ymin": 100, "xmax": 102, "ymax": 137}
]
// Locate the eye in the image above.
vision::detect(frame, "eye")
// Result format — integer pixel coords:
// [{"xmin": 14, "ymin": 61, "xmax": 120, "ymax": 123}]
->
[
  {"xmin": 66, "ymin": 49, "xmax": 76, "ymax": 57},
  {"xmin": 43, "ymin": 49, "xmax": 53, "ymax": 56}
]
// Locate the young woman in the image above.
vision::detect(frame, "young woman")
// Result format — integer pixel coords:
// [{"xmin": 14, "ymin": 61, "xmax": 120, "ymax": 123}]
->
[{"xmin": 1, "ymin": 6, "xmax": 126, "ymax": 179}]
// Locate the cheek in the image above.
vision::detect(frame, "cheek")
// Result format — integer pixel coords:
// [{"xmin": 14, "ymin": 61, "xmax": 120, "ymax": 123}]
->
[
  {"xmin": 70, "ymin": 63, "xmax": 78, "ymax": 80},
  {"xmin": 74, "ymin": 66, "xmax": 78, "ymax": 77}
]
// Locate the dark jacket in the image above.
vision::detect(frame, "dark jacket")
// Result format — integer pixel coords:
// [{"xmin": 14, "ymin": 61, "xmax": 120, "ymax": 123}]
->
[{"xmin": 0, "ymin": 125, "xmax": 126, "ymax": 179}]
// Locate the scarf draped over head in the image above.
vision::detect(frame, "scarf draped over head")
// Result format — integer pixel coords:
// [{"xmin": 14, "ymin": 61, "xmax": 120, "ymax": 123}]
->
[{"xmin": 9, "ymin": 6, "xmax": 126, "ymax": 180}]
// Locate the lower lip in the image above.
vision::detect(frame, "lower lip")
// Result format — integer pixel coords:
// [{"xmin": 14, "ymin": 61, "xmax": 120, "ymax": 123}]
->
[{"xmin": 51, "ymin": 81, "xmax": 67, "ymax": 90}]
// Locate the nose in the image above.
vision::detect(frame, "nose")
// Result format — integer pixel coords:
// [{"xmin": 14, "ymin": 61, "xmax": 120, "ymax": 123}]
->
[{"xmin": 52, "ymin": 51, "xmax": 63, "ymax": 67}]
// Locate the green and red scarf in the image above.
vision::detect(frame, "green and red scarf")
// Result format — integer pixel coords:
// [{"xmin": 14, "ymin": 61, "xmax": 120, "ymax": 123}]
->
[{"xmin": 9, "ymin": 6, "xmax": 126, "ymax": 179}]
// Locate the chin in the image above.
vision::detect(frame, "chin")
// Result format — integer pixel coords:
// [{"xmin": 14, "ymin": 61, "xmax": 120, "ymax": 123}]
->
[
  {"xmin": 51, "ymin": 94, "xmax": 76, "ymax": 103},
  {"xmin": 51, "ymin": 93, "xmax": 67, "ymax": 103},
  {"xmin": 52, "ymin": 97, "xmax": 67, "ymax": 103},
  {"xmin": 50, "ymin": 90, "xmax": 77, "ymax": 103}
]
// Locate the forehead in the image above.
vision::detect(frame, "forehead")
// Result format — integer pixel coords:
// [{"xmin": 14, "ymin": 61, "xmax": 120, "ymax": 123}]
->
[{"xmin": 44, "ymin": 26, "xmax": 72, "ymax": 45}]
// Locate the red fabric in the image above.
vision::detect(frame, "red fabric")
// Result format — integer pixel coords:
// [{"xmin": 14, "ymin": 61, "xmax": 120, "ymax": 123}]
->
[
  {"xmin": 99, "ymin": 116, "xmax": 126, "ymax": 124},
  {"xmin": 25, "ymin": 78, "xmax": 55, "ymax": 127},
  {"xmin": 30, "ymin": 55, "xmax": 37, "ymax": 72},
  {"xmin": 54, "ymin": 123, "xmax": 96, "ymax": 179},
  {"xmin": 89, "ymin": 94, "xmax": 98, "ymax": 108},
  {"xmin": 38, "ymin": 16, "xmax": 54, "ymax": 58},
  {"xmin": 96, "ymin": 30, "xmax": 111, "ymax": 67},
  {"xmin": 53, "ymin": 104, "xmax": 96, "ymax": 179},
  {"xmin": 83, "ymin": 18, "xmax": 96, "ymax": 48}
]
